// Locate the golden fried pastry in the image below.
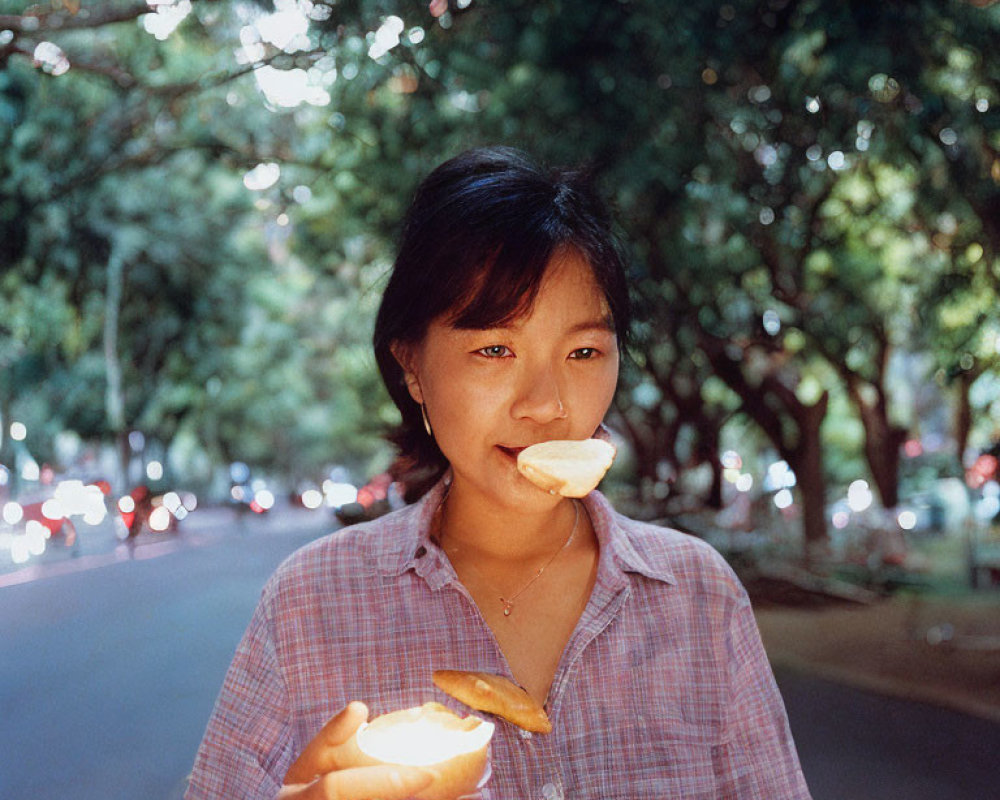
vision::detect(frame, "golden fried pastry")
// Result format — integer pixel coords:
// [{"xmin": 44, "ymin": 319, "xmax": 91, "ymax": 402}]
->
[{"xmin": 433, "ymin": 670, "xmax": 552, "ymax": 734}]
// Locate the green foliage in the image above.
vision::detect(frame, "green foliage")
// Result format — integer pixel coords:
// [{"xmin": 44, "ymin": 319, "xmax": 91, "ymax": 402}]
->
[{"xmin": 3, "ymin": 0, "xmax": 999, "ymax": 522}]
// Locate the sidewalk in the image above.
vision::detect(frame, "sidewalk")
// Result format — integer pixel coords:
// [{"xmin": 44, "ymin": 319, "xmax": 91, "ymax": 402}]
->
[{"xmin": 752, "ymin": 590, "xmax": 1000, "ymax": 723}]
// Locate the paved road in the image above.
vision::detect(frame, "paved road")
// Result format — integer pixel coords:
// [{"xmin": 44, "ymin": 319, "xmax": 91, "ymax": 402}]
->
[
  {"xmin": 0, "ymin": 506, "xmax": 329, "ymax": 800},
  {"xmin": 778, "ymin": 669, "xmax": 998, "ymax": 798},
  {"xmin": 1, "ymin": 508, "xmax": 997, "ymax": 799}
]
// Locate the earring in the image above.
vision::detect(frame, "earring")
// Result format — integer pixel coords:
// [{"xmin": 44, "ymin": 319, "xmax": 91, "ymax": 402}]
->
[{"xmin": 421, "ymin": 404, "xmax": 433, "ymax": 437}]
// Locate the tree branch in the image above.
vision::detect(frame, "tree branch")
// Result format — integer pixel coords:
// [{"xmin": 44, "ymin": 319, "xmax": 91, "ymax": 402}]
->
[{"xmin": 0, "ymin": 1, "xmax": 153, "ymax": 34}]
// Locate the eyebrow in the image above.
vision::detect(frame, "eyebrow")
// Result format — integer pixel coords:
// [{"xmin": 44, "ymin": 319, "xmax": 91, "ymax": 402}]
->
[
  {"xmin": 566, "ymin": 315, "xmax": 617, "ymax": 335},
  {"xmin": 453, "ymin": 314, "xmax": 616, "ymax": 336}
]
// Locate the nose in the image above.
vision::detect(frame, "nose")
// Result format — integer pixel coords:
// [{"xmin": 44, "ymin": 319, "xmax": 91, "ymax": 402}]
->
[{"xmin": 510, "ymin": 364, "xmax": 568, "ymax": 423}]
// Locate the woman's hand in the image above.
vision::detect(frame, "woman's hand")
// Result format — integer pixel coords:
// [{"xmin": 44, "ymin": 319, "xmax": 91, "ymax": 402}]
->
[{"xmin": 278, "ymin": 702, "xmax": 434, "ymax": 800}]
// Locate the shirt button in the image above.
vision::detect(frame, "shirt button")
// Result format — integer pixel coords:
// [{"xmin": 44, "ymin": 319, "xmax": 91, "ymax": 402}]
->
[
  {"xmin": 518, "ymin": 729, "xmax": 533, "ymax": 741},
  {"xmin": 541, "ymin": 782, "xmax": 562, "ymax": 800}
]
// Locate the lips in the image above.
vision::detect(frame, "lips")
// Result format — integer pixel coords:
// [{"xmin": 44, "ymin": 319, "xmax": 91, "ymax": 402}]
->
[{"xmin": 497, "ymin": 445, "xmax": 527, "ymax": 459}]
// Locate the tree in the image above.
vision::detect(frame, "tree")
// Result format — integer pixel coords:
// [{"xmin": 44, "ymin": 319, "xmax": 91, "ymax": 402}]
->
[
  {"xmin": 1, "ymin": 0, "xmax": 272, "ymax": 486},
  {"xmin": 4, "ymin": 0, "xmax": 998, "ymax": 547},
  {"xmin": 315, "ymin": 0, "xmax": 999, "ymax": 553}
]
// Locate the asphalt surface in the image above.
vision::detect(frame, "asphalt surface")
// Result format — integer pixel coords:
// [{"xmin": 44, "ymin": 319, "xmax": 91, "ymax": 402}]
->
[{"xmin": 1, "ymin": 506, "xmax": 997, "ymax": 799}]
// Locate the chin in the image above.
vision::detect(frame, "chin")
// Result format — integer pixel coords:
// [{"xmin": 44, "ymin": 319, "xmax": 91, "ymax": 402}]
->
[
  {"xmin": 502, "ymin": 474, "xmax": 567, "ymax": 512},
  {"xmin": 450, "ymin": 467, "xmax": 552, "ymax": 514}
]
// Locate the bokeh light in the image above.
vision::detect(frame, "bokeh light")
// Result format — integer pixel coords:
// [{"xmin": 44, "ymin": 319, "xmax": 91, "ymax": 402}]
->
[
  {"xmin": 33, "ymin": 41, "xmax": 70, "ymax": 75},
  {"xmin": 847, "ymin": 480, "xmax": 874, "ymax": 512},
  {"xmin": 369, "ymin": 16, "xmax": 405, "ymax": 60},
  {"xmin": 774, "ymin": 489, "xmax": 794, "ymax": 509},
  {"xmin": 3, "ymin": 501, "xmax": 24, "ymax": 525},
  {"xmin": 301, "ymin": 489, "xmax": 324, "ymax": 510},
  {"xmin": 244, "ymin": 162, "xmax": 281, "ymax": 191},
  {"xmin": 254, "ymin": 489, "xmax": 275, "ymax": 511},
  {"xmin": 149, "ymin": 506, "xmax": 172, "ymax": 532}
]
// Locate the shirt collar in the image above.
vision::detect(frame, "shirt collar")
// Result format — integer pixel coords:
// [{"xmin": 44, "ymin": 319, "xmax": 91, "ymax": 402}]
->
[
  {"xmin": 374, "ymin": 477, "xmax": 676, "ymax": 587},
  {"xmin": 373, "ymin": 477, "xmax": 450, "ymax": 578},
  {"xmin": 580, "ymin": 490, "xmax": 677, "ymax": 587}
]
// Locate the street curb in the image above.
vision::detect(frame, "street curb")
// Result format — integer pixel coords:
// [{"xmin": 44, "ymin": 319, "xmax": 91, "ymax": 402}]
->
[{"xmin": 769, "ymin": 652, "xmax": 1000, "ymax": 725}]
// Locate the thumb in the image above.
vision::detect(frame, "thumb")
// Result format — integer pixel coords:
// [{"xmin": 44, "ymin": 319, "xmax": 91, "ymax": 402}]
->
[{"xmin": 284, "ymin": 702, "xmax": 370, "ymax": 785}]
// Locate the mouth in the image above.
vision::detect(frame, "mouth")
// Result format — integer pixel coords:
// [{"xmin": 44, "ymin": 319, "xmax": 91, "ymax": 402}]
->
[{"xmin": 496, "ymin": 445, "xmax": 528, "ymax": 461}]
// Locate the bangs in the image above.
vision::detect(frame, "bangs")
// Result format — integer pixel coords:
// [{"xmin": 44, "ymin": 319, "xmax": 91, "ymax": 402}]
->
[{"xmin": 445, "ymin": 237, "xmax": 558, "ymax": 331}]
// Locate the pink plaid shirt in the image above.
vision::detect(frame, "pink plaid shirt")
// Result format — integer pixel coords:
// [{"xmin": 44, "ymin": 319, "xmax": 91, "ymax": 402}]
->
[{"xmin": 187, "ymin": 480, "xmax": 811, "ymax": 799}]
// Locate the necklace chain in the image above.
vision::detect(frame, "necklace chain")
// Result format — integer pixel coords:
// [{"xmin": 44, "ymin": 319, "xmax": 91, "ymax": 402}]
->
[
  {"xmin": 497, "ymin": 500, "xmax": 579, "ymax": 616},
  {"xmin": 438, "ymin": 497, "xmax": 580, "ymax": 618}
]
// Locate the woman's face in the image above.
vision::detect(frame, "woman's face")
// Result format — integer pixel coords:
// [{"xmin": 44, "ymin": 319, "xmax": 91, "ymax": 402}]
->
[{"xmin": 397, "ymin": 248, "xmax": 619, "ymax": 513}]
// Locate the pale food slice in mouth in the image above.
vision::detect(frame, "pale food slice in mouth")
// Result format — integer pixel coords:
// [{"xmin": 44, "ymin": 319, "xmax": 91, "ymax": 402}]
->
[{"xmin": 516, "ymin": 438, "xmax": 616, "ymax": 497}]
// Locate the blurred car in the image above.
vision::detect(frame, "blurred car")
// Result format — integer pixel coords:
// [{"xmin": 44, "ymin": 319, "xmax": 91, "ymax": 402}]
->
[
  {"xmin": 333, "ymin": 473, "xmax": 406, "ymax": 526},
  {"xmin": 1, "ymin": 498, "xmax": 77, "ymax": 565},
  {"xmin": 1, "ymin": 478, "xmax": 112, "ymax": 564},
  {"xmin": 115, "ymin": 486, "xmax": 197, "ymax": 538},
  {"xmin": 228, "ymin": 482, "xmax": 275, "ymax": 515},
  {"xmin": 227, "ymin": 462, "xmax": 275, "ymax": 516}
]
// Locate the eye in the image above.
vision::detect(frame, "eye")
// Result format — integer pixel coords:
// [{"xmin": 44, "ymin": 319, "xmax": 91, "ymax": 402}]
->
[
  {"xmin": 569, "ymin": 347, "xmax": 599, "ymax": 360},
  {"xmin": 477, "ymin": 344, "xmax": 513, "ymax": 358}
]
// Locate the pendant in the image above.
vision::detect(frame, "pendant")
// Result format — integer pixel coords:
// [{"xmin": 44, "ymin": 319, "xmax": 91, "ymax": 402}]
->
[{"xmin": 501, "ymin": 599, "xmax": 512, "ymax": 616}]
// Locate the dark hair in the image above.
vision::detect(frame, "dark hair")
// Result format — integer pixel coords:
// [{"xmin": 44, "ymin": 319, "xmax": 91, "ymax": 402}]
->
[{"xmin": 373, "ymin": 146, "xmax": 632, "ymax": 499}]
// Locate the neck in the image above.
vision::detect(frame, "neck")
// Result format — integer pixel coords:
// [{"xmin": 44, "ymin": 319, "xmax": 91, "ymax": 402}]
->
[{"xmin": 435, "ymin": 482, "xmax": 580, "ymax": 563}]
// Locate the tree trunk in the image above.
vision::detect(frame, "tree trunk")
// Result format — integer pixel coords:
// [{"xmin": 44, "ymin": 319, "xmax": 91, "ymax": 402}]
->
[
  {"xmin": 783, "ymin": 392, "xmax": 830, "ymax": 563},
  {"xmin": 694, "ymin": 417, "xmax": 724, "ymax": 510},
  {"xmin": 702, "ymin": 335, "xmax": 830, "ymax": 562},
  {"xmin": 104, "ymin": 251, "xmax": 128, "ymax": 492},
  {"xmin": 847, "ymin": 380, "xmax": 908, "ymax": 509},
  {"xmin": 954, "ymin": 368, "xmax": 977, "ymax": 470},
  {"xmin": 0, "ymin": 394, "xmax": 10, "ymax": 466},
  {"xmin": 860, "ymin": 409, "xmax": 907, "ymax": 510}
]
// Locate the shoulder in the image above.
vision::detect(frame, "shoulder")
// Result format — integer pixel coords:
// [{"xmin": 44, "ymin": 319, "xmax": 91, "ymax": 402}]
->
[
  {"xmin": 613, "ymin": 510, "xmax": 732, "ymax": 568},
  {"xmin": 259, "ymin": 503, "xmax": 421, "ymax": 608},
  {"xmin": 606, "ymin": 505, "xmax": 746, "ymax": 602}
]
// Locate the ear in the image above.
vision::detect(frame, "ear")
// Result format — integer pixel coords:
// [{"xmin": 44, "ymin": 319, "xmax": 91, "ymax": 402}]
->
[{"xmin": 390, "ymin": 341, "xmax": 424, "ymax": 405}]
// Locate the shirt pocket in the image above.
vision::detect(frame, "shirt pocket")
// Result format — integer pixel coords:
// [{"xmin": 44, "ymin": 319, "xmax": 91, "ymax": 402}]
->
[
  {"xmin": 559, "ymin": 698, "xmax": 721, "ymax": 799},
  {"xmin": 624, "ymin": 713, "xmax": 719, "ymax": 800}
]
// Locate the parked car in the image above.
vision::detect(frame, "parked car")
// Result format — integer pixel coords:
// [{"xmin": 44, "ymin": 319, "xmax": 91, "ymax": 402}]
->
[
  {"xmin": 334, "ymin": 473, "xmax": 406, "ymax": 526},
  {"xmin": 115, "ymin": 486, "xmax": 197, "ymax": 538},
  {"xmin": 0, "ymin": 478, "xmax": 108, "ymax": 563}
]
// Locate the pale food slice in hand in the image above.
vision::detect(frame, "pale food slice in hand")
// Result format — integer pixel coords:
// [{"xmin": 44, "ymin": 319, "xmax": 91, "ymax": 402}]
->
[
  {"xmin": 328, "ymin": 702, "xmax": 494, "ymax": 800},
  {"xmin": 516, "ymin": 438, "xmax": 616, "ymax": 497},
  {"xmin": 433, "ymin": 670, "xmax": 552, "ymax": 734}
]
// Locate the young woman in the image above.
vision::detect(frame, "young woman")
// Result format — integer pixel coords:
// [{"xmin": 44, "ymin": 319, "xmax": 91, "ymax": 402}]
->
[{"xmin": 186, "ymin": 147, "xmax": 811, "ymax": 800}]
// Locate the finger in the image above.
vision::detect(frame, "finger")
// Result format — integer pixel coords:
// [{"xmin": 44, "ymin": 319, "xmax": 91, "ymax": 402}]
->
[
  {"xmin": 318, "ymin": 765, "xmax": 435, "ymax": 800},
  {"xmin": 284, "ymin": 702, "xmax": 370, "ymax": 785}
]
